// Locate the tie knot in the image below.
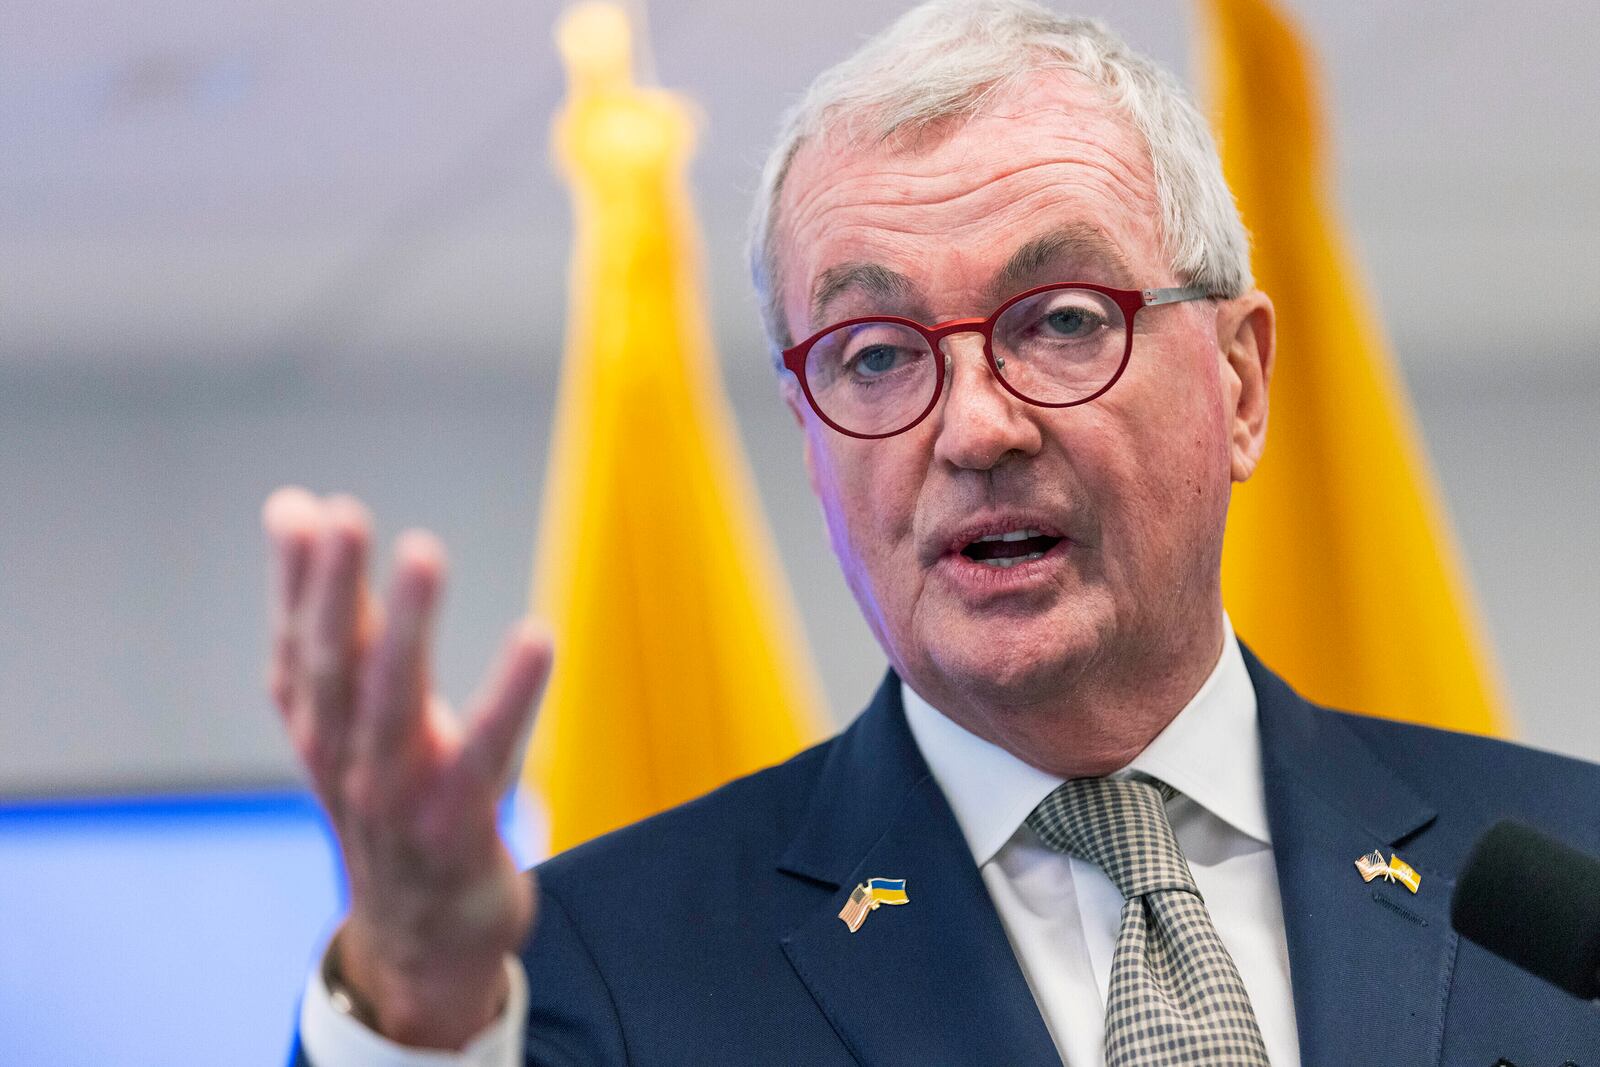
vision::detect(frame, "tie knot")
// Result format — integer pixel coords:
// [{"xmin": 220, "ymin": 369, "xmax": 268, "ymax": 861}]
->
[{"xmin": 1026, "ymin": 777, "xmax": 1197, "ymax": 900}]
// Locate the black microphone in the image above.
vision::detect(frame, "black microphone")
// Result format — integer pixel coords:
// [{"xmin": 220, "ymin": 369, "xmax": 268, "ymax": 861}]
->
[{"xmin": 1450, "ymin": 820, "xmax": 1600, "ymax": 1001}]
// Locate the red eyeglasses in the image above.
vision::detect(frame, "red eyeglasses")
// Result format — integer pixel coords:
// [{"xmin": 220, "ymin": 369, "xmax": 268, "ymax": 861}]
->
[{"xmin": 781, "ymin": 282, "xmax": 1212, "ymax": 439}]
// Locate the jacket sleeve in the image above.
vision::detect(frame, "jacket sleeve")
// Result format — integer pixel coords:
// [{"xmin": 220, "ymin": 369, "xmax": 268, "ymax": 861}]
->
[{"xmin": 519, "ymin": 879, "xmax": 631, "ymax": 1067}]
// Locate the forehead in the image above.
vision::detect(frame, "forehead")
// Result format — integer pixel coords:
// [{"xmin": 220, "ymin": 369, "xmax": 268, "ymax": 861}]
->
[{"xmin": 776, "ymin": 68, "xmax": 1163, "ymax": 333}]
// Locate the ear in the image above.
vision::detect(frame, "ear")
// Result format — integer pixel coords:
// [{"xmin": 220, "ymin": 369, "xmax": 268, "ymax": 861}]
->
[
  {"xmin": 1216, "ymin": 290, "xmax": 1274, "ymax": 483},
  {"xmin": 780, "ymin": 375, "xmax": 823, "ymax": 498}
]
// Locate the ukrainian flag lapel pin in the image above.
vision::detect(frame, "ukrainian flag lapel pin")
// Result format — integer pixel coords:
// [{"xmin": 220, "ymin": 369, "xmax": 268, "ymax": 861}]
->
[
  {"xmin": 838, "ymin": 877, "xmax": 910, "ymax": 933},
  {"xmin": 1386, "ymin": 853, "xmax": 1421, "ymax": 894}
]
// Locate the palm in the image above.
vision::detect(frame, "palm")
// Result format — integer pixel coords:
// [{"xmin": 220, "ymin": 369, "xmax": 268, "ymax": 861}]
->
[{"xmin": 337, "ymin": 696, "xmax": 531, "ymax": 962}]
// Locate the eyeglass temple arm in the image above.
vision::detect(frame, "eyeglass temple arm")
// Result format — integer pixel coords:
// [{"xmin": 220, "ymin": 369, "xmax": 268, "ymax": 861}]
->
[{"xmin": 1141, "ymin": 284, "xmax": 1213, "ymax": 307}]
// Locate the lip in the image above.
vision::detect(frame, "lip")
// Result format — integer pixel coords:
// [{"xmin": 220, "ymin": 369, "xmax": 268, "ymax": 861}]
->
[
  {"xmin": 924, "ymin": 510, "xmax": 1074, "ymax": 599},
  {"xmin": 931, "ymin": 533, "xmax": 1072, "ymax": 596},
  {"xmin": 926, "ymin": 512, "xmax": 1069, "ymax": 563}
]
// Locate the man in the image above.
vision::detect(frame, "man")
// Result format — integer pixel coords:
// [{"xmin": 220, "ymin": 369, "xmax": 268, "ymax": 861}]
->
[{"xmin": 265, "ymin": 2, "xmax": 1600, "ymax": 1064}]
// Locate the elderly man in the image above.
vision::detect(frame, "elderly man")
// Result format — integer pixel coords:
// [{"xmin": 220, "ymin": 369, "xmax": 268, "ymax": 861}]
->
[{"xmin": 267, "ymin": 2, "xmax": 1600, "ymax": 1064}]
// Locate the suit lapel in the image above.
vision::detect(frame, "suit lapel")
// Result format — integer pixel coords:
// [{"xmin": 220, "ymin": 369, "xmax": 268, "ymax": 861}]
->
[
  {"xmin": 779, "ymin": 653, "xmax": 1461, "ymax": 1065},
  {"xmin": 1247, "ymin": 648, "xmax": 1457, "ymax": 1067},
  {"xmin": 777, "ymin": 674, "xmax": 1062, "ymax": 1067}
]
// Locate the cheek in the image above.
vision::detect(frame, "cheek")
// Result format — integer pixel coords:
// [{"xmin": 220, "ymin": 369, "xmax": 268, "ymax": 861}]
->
[
  {"xmin": 812, "ymin": 425, "xmax": 908, "ymax": 518},
  {"xmin": 803, "ymin": 431, "xmax": 926, "ymax": 654},
  {"xmin": 807, "ymin": 433, "xmax": 882, "ymax": 570},
  {"xmin": 1142, "ymin": 329, "xmax": 1232, "ymax": 469},
  {"xmin": 1087, "ymin": 347, "xmax": 1233, "ymax": 538},
  {"xmin": 807, "ymin": 431, "xmax": 924, "ymax": 587}
]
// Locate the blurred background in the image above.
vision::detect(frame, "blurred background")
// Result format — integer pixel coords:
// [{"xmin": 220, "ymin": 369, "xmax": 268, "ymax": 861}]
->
[{"xmin": 1, "ymin": 1, "xmax": 1596, "ymax": 1063}]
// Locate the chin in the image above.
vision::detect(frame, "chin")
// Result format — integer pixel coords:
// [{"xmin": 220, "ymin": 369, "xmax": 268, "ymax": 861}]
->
[{"xmin": 922, "ymin": 610, "xmax": 1107, "ymax": 709}]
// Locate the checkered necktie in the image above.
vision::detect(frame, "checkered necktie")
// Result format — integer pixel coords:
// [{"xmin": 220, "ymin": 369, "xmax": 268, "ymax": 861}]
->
[{"xmin": 1027, "ymin": 777, "xmax": 1271, "ymax": 1066}]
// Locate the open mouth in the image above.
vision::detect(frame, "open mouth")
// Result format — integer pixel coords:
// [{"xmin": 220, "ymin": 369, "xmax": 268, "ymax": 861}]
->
[{"xmin": 958, "ymin": 528, "xmax": 1065, "ymax": 569}]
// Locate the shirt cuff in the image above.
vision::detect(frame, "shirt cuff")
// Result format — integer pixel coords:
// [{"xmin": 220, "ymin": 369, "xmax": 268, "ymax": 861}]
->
[{"xmin": 299, "ymin": 951, "xmax": 527, "ymax": 1067}]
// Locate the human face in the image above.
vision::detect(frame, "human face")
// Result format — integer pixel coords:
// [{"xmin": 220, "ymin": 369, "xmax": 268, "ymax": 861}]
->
[{"xmin": 775, "ymin": 71, "xmax": 1270, "ymax": 759}]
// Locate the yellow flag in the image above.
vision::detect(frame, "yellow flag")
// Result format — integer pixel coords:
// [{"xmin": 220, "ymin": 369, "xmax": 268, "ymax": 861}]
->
[
  {"xmin": 527, "ymin": 2, "xmax": 825, "ymax": 853},
  {"xmin": 1199, "ymin": 0, "xmax": 1509, "ymax": 735},
  {"xmin": 1386, "ymin": 855, "xmax": 1421, "ymax": 894}
]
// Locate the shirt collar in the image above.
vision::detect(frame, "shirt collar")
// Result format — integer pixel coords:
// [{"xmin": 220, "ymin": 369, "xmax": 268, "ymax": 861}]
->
[{"xmin": 901, "ymin": 618, "xmax": 1270, "ymax": 867}]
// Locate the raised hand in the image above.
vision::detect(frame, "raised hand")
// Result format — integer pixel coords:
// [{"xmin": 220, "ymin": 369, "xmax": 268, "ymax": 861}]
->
[{"xmin": 262, "ymin": 486, "xmax": 553, "ymax": 1049}]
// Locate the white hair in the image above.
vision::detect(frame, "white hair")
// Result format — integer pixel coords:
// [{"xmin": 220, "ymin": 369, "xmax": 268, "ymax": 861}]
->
[{"xmin": 748, "ymin": 0, "xmax": 1252, "ymax": 364}]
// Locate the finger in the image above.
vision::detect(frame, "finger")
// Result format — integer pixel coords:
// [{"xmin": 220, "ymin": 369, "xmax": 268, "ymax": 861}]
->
[
  {"xmin": 263, "ymin": 485, "xmax": 321, "ymax": 602},
  {"xmin": 300, "ymin": 495, "xmax": 373, "ymax": 764},
  {"xmin": 355, "ymin": 528, "xmax": 446, "ymax": 766},
  {"xmin": 456, "ymin": 620, "xmax": 555, "ymax": 794},
  {"xmin": 262, "ymin": 486, "xmax": 322, "ymax": 712}
]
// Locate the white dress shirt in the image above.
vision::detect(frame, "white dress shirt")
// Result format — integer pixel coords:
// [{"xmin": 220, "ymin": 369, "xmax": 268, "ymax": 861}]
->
[
  {"xmin": 302, "ymin": 622, "xmax": 1300, "ymax": 1066},
  {"xmin": 900, "ymin": 622, "xmax": 1301, "ymax": 1066},
  {"xmin": 300, "ymin": 955, "xmax": 527, "ymax": 1067}
]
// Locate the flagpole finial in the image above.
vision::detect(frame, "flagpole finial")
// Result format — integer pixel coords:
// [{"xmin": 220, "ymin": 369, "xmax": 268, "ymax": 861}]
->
[
  {"xmin": 551, "ymin": 0, "xmax": 690, "ymax": 185},
  {"xmin": 556, "ymin": 2, "xmax": 634, "ymax": 98}
]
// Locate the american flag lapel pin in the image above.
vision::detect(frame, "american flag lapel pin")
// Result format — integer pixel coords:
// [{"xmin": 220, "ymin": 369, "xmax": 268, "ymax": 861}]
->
[
  {"xmin": 838, "ymin": 877, "xmax": 909, "ymax": 933},
  {"xmin": 1354, "ymin": 849, "xmax": 1389, "ymax": 883}
]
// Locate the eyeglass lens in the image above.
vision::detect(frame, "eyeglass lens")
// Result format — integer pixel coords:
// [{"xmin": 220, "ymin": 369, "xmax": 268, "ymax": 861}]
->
[{"xmin": 802, "ymin": 286, "xmax": 1128, "ymax": 436}]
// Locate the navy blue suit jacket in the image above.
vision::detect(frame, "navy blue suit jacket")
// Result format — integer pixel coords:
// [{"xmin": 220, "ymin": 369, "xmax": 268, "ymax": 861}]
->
[{"xmin": 299, "ymin": 648, "xmax": 1600, "ymax": 1065}]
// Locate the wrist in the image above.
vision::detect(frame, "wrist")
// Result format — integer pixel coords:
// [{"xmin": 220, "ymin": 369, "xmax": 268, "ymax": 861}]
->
[{"xmin": 328, "ymin": 922, "xmax": 510, "ymax": 1050}]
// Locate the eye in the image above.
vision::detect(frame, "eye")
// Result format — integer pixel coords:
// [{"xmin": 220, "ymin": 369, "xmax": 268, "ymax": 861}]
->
[
  {"xmin": 848, "ymin": 343, "xmax": 910, "ymax": 377},
  {"xmin": 1036, "ymin": 301, "xmax": 1105, "ymax": 339},
  {"xmin": 835, "ymin": 324, "xmax": 927, "ymax": 381}
]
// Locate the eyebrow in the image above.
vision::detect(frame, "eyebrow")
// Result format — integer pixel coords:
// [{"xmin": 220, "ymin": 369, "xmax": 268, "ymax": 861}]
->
[
  {"xmin": 988, "ymin": 225, "xmax": 1136, "ymax": 302},
  {"xmin": 805, "ymin": 224, "xmax": 1136, "ymax": 333},
  {"xmin": 809, "ymin": 262, "xmax": 914, "ymax": 331}
]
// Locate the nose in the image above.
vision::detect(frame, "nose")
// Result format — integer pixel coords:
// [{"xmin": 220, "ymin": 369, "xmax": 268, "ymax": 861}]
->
[{"xmin": 930, "ymin": 332, "xmax": 1042, "ymax": 471}]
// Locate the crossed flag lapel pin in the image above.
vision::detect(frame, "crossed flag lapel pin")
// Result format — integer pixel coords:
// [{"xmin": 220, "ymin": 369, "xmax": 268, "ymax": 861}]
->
[
  {"xmin": 838, "ymin": 877, "xmax": 910, "ymax": 932},
  {"xmin": 1354, "ymin": 848, "xmax": 1421, "ymax": 893}
]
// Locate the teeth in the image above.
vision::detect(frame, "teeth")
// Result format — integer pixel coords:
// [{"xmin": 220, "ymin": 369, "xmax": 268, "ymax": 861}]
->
[
  {"xmin": 974, "ymin": 527, "xmax": 1043, "ymax": 543},
  {"xmin": 977, "ymin": 550, "xmax": 1046, "ymax": 568}
]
